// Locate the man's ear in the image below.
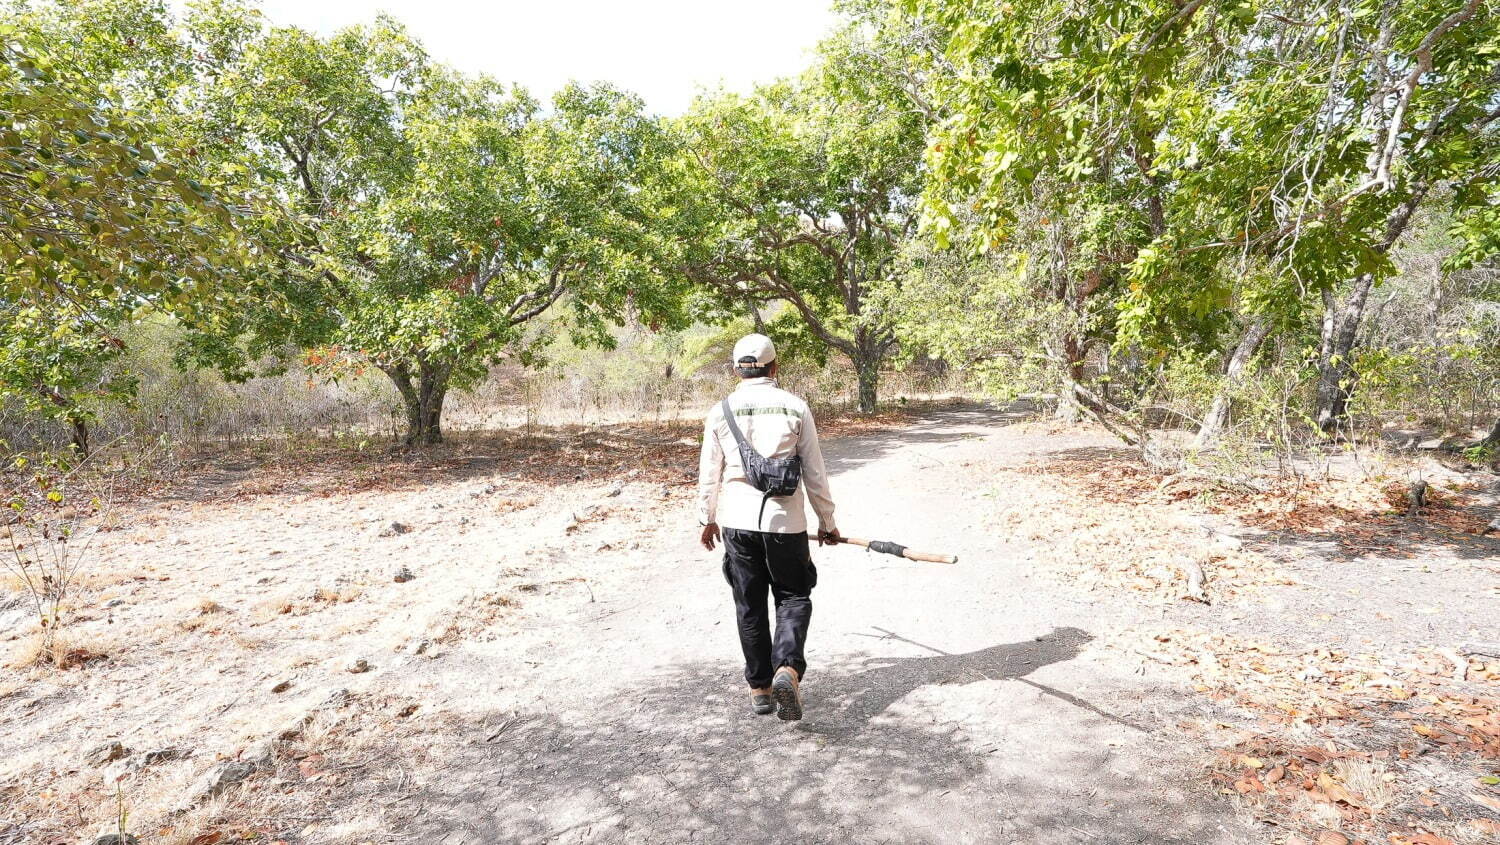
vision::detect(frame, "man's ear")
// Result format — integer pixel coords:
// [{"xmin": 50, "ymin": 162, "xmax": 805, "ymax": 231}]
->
[{"xmin": 768, "ymin": 361, "xmax": 779, "ymax": 377}]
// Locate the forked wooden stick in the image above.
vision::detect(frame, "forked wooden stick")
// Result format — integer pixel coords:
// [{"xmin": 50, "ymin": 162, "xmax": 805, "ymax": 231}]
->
[{"xmin": 836, "ymin": 536, "xmax": 958, "ymax": 565}]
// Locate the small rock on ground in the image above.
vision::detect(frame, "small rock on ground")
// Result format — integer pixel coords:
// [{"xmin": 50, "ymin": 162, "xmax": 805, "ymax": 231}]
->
[
  {"xmin": 318, "ymin": 687, "xmax": 351, "ymax": 709},
  {"xmin": 347, "ymin": 658, "xmax": 370, "ymax": 673},
  {"xmin": 379, "ymin": 521, "xmax": 411, "ymax": 538},
  {"xmin": 141, "ymin": 747, "xmax": 191, "ymax": 766},
  {"xmin": 84, "ymin": 741, "xmax": 128, "ymax": 766},
  {"xmin": 179, "ymin": 760, "xmax": 257, "ymax": 808},
  {"xmin": 392, "ymin": 566, "xmax": 415, "ymax": 583},
  {"xmin": 243, "ymin": 737, "xmax": 279, "ymax": 770}
]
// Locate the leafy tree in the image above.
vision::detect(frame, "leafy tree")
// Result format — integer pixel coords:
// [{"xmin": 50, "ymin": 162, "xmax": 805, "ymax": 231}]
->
[
  {"xmin": 1157, "ymin": 0, "xmax": 1500, "ymax": 435},
  {"xmin": 1, "ymin": 2, "xmax": 263, "ymax": 454},
  {"xmin": 903, "ymin": 0, "xmax": 1233, "ymax": 421},
  {"xmin": 0, "ymin": 301, "xmax": 133, "ymax": 454},
  {"xmin": 890, "ymin": 243, "xmax": 1069, "ymax": 400},
  {"xmin": 0, "ymin": 17, "xmax": 248, "ymax": 312},
  {"xmin": 665, "ymin": 25, "xmax": 927, "ymax": 414},
  {"xmin": 181, "ymin": 16, "xmax": 684, "ymax": 444},
  {"xmin": 907, "ymin": 0, "xmax": 1500, "ymax": 437}
]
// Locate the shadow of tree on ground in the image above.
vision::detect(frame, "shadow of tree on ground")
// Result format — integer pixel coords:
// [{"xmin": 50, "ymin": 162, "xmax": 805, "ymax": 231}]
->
[{"xmin": 375, "ymin": 627, "xmax": 1244, "ymax": 845}]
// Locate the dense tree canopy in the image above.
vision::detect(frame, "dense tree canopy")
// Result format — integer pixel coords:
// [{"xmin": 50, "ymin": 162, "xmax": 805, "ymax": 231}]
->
[
  {"xmin": 0, "ymin": 2, "xmax": 264, "ymax": 453},
  {"xmin": 664, "ymin": 18, "xmax": 927, "ymax": 413},
  {"xmin": 905, "ymin": 0, "xmax": 1500, "ymax": 437},
  {"xmin": 0, "ymin": 18, "xmax": 248, "ymax": 306},
  {"xmin": 175, "ymin": 12, "xmax": 686, "ymax": 443},
  {"xmin": 2, "ymin": 0, "xmax": 1497, "ymax": 457}
]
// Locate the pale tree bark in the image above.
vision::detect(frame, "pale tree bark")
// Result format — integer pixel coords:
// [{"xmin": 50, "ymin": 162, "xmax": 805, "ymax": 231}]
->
[
  {"xmin": 1477, "ymin": 418, "xmax": 1500, "ymax": 451},
  {"xmin": 1053, "ymin": 335, "xmax": 1088, "ymax": 423},
  {"xmin": 1313, "ymin": 185, "xmax": 1425, "ymax": 433},
  {"xmin": 1314, "ymin": 275, "xmax": 1377, "ymax": 433},
  {"xmin": 1312, "ymin": 0, "xmax": 1483, "ymax": 434},
  {"xmin": 1195, "ymin": 319, "xmax": 1271, "ymax": 448}
]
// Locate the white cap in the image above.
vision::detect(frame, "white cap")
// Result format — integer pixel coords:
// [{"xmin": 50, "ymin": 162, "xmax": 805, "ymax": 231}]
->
[{"xmin": 731, "ymin": 333, "xmax": 776, "ymax": 367}]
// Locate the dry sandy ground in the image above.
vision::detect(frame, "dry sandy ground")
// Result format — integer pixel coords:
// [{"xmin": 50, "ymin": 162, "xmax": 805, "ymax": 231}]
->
[{"xmin": 1, "ymin": 404, "xmax": 1495, "ymax": 844}]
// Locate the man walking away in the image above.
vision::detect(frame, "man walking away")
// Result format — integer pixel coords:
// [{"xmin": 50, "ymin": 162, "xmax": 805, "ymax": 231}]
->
[{"xmin": 697, "ymin": 333, "xmax": 839, "ymax": 721}]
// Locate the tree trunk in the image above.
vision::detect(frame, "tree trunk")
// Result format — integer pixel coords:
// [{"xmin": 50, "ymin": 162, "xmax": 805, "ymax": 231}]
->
[
  {"xmin": 855, "ymin": 360, "xmax": 878, "ymax": 414},
  {"xmin": 1195, "ymin": 319, "xmax": 1271, "ymax": 448},
  {"xmin": 1314, "ymin": 273, "xmax": 1377, "ymax": 434},
  {"xmin": 1478, "ymin": 418, "xmax": 1500, "ymax": 451},
  {"xmin": 382, "ymin": 361, "xmax": 451, "ymax": 446},
  {"xmin": 1054, "ymin": 335, "xmax": 1087, "ymax": 422},
  {"xmin": 68, "ymin": 414, "xmax": 89, "ymax": 457},
  {"xmin": 849, "ymin": 328, "xmax": 886, "ymax": 415}
]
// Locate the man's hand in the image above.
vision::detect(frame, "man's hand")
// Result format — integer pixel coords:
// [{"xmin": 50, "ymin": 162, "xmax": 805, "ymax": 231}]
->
[
  {"xmin": 818, "ymin": 527, "xmax": 842, "ymax": 547},
  {"xmin": 700, "ymin": 522, "xmax": 719, "ymax": 551}
]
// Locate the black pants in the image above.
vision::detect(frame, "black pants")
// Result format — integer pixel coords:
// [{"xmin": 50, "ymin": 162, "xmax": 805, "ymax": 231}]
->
[{"xmin": 721, "ymin": 528, "xmax": 817, "ymax": 689}]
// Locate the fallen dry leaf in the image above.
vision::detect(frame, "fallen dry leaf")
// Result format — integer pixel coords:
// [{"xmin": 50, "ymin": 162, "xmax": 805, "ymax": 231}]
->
[
  {"xmin": 1314, "ymin": 831, "xmax": 1348, "ymax": 845},
  {"xmin": 1234, "ymin": 775, "xmax": 1265, "ymax": 793},
  {"xmin": 1469, "ymin": 818, "xmax": 1500, "ymax": 835},
  {"xmin": 296, "ymin": 759, "xmax": 331, "ymax": 781}
]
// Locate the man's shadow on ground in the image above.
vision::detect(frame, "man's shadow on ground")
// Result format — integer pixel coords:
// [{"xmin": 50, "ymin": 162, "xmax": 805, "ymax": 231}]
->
[{"xmin": 806, "ymin": 625, "xmax": 1147, "ymax": 736}]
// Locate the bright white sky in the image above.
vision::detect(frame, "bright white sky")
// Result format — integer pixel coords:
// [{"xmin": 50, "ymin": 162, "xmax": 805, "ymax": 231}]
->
[{"xmin": 253, "ymin": 0, "xmax": 839, "ymax": 115}]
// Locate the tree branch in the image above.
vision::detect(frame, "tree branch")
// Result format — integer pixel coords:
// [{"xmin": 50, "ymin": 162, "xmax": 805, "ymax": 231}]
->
[{"xmin": 1370, "ymin": 0, "xmax": 1484, "ymax": 191}]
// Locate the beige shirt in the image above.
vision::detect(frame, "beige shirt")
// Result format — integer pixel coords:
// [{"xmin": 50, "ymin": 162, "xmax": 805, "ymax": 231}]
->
[{"xmin": 697, "ymin": 378, "xmax": 837, "ymax": 534}]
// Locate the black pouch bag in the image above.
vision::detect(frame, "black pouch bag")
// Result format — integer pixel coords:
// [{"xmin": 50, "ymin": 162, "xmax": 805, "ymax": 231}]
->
[{"xmin": 721, "ymin": 398, "xmax": 802, "ymax": 529}]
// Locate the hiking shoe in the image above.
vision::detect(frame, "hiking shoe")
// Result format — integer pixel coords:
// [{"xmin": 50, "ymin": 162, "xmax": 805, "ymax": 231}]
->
[
  {"xmin": 771, "ymin": 667, "xmax": 802, "ymax": 721},
  {"xmin": 750, "ymin": 688, "xmax": 774, "ymax": 715}
]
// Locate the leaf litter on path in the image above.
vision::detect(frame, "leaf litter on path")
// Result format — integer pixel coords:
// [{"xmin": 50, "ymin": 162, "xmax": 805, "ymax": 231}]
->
[{"xmin": 996, "ymin": 443, "xmax": 1500, "ymax": 845}]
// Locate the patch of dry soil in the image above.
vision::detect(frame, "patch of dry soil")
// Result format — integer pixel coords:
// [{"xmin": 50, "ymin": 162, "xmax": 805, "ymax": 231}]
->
[{"xmin": 15, "ymin": 404, "xmax": 1442, "ymax": 843}]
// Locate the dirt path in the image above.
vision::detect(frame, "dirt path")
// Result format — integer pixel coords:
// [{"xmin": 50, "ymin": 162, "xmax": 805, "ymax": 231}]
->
[
  {"xmin": 24, "ymin": 403, "xmax": 1494, "ymax": 843},
  {"xmin": 340, "ymin": 406, "xmax": 1257, "ymax": 844}
]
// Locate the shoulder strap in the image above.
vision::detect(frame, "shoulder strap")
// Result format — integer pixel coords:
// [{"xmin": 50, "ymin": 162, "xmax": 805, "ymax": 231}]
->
[{"xmin": 721, "ymin": 398, "xmax": 750, "ymax": 450}]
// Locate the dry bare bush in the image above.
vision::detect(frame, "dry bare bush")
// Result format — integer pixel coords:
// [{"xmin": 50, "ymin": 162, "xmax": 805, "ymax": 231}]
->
[{"xmin": 1, "ymin": 457, "xmax": 114, "ymax": 666}]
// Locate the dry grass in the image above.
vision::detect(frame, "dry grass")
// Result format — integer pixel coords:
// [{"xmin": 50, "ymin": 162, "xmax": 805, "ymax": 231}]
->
[
  {"xmin": 7, "ymin": 630, "xmax": 111, "ymax": 669},
  {"xmin": 246, "ymin": 587, "xmax": 358, "ymax": 624},
  {"xmin": 310, "ymin": 585, "xmax": 363, "ymax": 605},
  {"xmin": 176, "ymin": 597, "xmax": 230, "ymax": 632},
  {"xmin": 429, "ymin": 590, "xmax": 518, "ymax": 644},
  {"xmin": 494, "ymin": 494, "xmax": 541, "ymax": 514},
  {"xmin": 1327, "ymin": 759, "xmax": 1397, "ymax": 814},
  {"xmin": 248, "ymin": 594, "xmax": 298, "ymax": 623},
  {"xmin": 0, "ymin": 676, "xmax": 23, "ymax": 700}
]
